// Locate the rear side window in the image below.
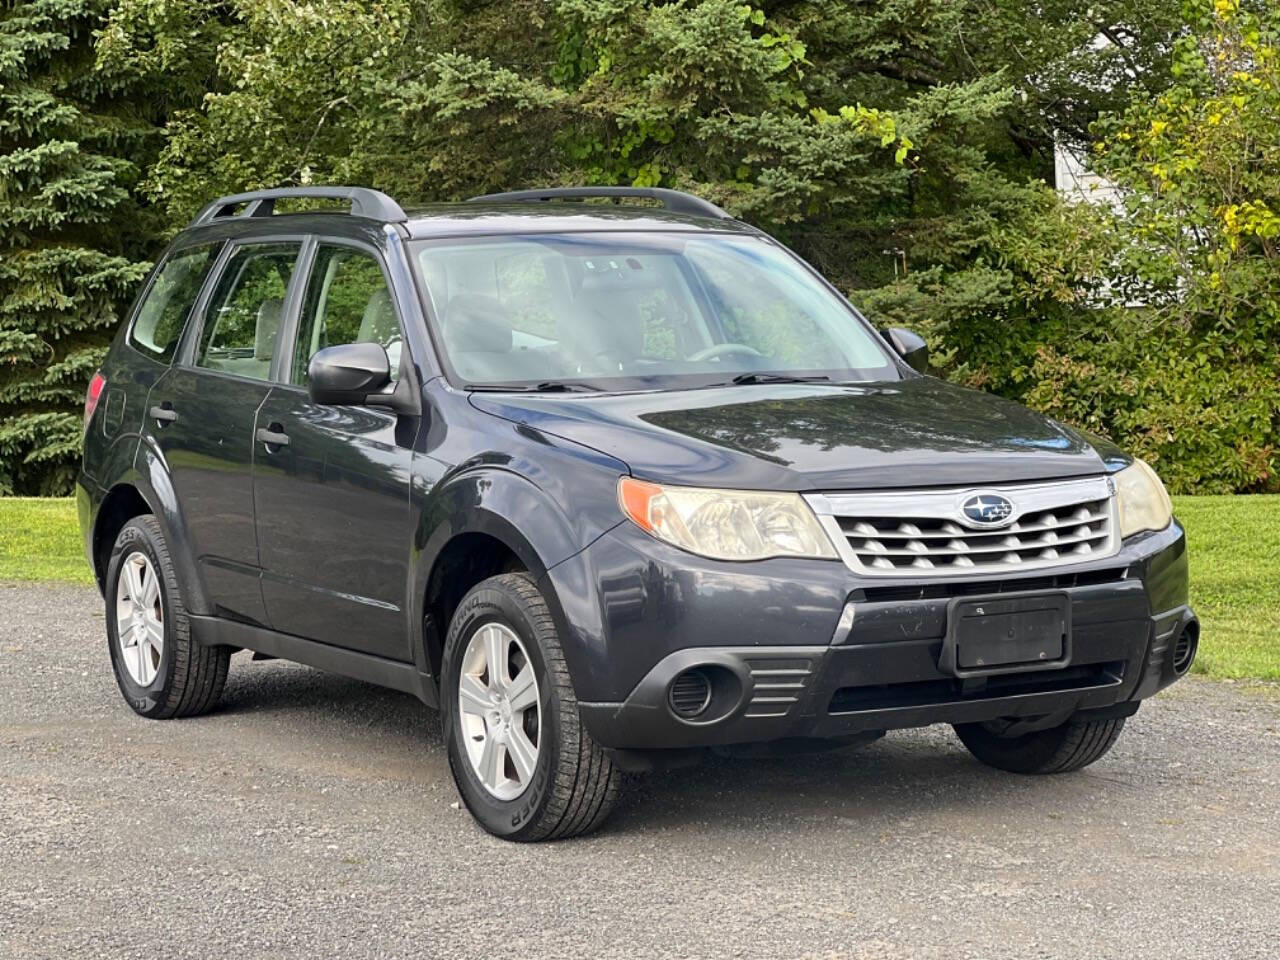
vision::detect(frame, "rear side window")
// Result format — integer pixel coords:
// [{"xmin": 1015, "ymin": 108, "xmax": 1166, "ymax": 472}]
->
[
  {"xmin": 291, "ymin": 244, "xmax": 401, "ymax": 386},
  {"xmin": 127, "ymin": 244, "xmax": 220, "ymax": 362},
  {"xmin": 195, "ymin": 243, "xmax": 302, "ymax": 381}
]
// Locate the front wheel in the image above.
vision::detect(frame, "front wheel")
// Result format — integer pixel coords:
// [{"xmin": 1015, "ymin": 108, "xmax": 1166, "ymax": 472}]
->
[
  {"xmin": 953, "ymin": 716, "xmax": 1126, "ymax": 774},
  {"xmin": 441, "ymin": 573, "xmax": 619, "ymax": 841}
]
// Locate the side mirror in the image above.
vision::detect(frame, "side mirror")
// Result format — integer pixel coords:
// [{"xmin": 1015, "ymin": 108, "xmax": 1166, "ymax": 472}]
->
[
  {"xmin": 307, "ymin": 342, "xmax": 392, "ymax": 405},
  {"xmin": 881, "ymin": 327, "xmax": 929, "ymax": 373}
]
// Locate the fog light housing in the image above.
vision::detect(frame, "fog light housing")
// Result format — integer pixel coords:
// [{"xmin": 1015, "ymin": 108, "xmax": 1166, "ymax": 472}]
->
[{"xmin": 669, "ymin": 669, "xmax": 712, "ymax": 718}]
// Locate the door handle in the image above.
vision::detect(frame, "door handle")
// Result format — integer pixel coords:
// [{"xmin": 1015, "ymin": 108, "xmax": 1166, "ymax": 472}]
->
[
  {"xmin": 149, "ymin": 403, "xmax": 178, "ymax": 424},
  {"xmin": 256, "ymin": 424, "xmax": 290, "ymax": 448}
]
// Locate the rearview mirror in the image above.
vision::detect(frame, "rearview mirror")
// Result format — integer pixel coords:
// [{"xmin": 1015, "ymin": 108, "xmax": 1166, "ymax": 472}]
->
[
  {"xmin": 307, "ymin": 342, "xmax": 392, "ymax": 405},
  {"xmin": 880, "ymin": 327, "xmax": 929, "ymax": 373}
]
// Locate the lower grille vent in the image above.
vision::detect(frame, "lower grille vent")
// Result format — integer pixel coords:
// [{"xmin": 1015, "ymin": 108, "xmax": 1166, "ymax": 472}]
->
[
  {"xmin": 829, "ymin": 662, "xmax": 1125, "ymax": 714},
  {"xmin": 743, "ymin": 657, "xmax": 815, "ymax": 719},
  {"xmin": 857, "ymin": 567, "xmax": 1129, "ymax": 604}
]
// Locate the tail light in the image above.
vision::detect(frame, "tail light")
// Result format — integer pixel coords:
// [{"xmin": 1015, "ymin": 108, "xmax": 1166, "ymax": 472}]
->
[{"xmin": 84, "ymin": 370, "xmax": 106, "ymax": 432}]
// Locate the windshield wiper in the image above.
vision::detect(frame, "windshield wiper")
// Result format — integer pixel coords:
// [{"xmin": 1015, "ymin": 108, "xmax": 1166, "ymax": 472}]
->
[
  {"xmin": 533, "ymin": 380, "xmax": 603, "ymax": 393},
  {"xmin": 463, "ymin": 381, "xmax": 603, "ymax": 393},
  {"xmin": 726, "ymin": 373, "xmax": 832, "ymax": 385}
]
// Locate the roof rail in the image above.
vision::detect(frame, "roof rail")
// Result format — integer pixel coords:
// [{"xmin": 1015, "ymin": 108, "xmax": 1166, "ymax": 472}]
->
[
  {"xmin": 190, "ymin": 186, "xmax": 406, "ymax": 227},
  {"xmin": 467, "ymin": 186, "xmax": 733, "ymax": 220}
]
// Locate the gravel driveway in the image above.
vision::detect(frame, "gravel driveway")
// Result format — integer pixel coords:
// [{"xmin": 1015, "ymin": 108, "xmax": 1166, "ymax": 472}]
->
[{"xmin": 2, "ymin": 582, "xmax": 1277, "ymax": 959}]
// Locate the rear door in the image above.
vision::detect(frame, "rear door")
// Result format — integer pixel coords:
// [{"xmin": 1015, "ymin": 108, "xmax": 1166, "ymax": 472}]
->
[
  {"xmin": 252, "ymin": 239, "xmax": 417, "ymax": 661},
  {"xmin": 146, "ymin": 240, "xmax": 305, "ymax": 624},
  {"xmin": 88, "ymin": 241, "xmax": 223, "ymax": 488}
]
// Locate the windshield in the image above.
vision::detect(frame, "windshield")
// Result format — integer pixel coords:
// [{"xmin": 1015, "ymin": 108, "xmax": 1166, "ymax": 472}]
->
[{"xmin": 411, "ymin": 232, "xmax": 900, "ymax": 391}]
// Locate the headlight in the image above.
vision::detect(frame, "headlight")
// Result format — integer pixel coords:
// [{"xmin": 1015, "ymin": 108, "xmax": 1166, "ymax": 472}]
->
[
  {"xmin": 617, "ymin": 477, "xmax": 838, "ymax": 561},
  {"xmin": 1114, "ymin": 458, "xmax": 1173, "ymax": 538}
]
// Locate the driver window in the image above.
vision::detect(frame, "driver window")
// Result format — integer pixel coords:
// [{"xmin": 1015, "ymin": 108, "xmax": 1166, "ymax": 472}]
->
[{"xmin": 292, "ymin": 245, "xmax": 402, "ymax": 386}]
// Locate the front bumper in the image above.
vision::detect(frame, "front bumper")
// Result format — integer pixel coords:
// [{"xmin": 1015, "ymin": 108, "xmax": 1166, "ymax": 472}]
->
[{"xmin": 550, "ymin": 518, "xmax": 1195, "ymax": 750}]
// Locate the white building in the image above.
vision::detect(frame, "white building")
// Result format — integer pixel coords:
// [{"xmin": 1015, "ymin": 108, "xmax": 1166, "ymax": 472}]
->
[{"xmin": 1054, "ymin": 141, "xmax": 1123, "ymax": 209}]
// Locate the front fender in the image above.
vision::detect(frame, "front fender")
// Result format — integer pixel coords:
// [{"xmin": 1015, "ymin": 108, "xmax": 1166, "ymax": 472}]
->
[
  {"xmin": 414, "ymin": 466, "xmax": 597, "ymax": 579},
  {"xmin": 411, "ymin": 460, "xmax": 625, "ymax": 700}
]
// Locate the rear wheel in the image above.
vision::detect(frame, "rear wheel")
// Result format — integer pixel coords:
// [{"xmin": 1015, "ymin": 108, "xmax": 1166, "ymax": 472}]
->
[
  {"xmin": 441, "ymin": 573, "xmax": 619, "ymax": 841},
  {"xmin": 106, "ymin": 516, "xmax": 230, "ymax": 719},
  {"xmin": 953, "ymin": 716, "xmax": 1126, "ymax": 774}
]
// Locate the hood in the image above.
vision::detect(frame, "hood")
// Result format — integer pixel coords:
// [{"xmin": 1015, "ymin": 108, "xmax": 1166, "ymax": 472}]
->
[{"xmin": 469, "ymin": 377, "xmax": 1123, "ymax": 491}]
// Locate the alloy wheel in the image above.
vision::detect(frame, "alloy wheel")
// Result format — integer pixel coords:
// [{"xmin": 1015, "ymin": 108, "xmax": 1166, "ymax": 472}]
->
[
  {"xmin": 458, "ymin": 622, "xmax": 541, "ymax": 801},
  {"xmin": 115, "ymin": 552, "xmax": 164, "ymax": 686}
]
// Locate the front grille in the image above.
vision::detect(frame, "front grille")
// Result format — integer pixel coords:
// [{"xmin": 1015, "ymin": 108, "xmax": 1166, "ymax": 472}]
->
[
  {"xmin": 841, "ymin": 499, "xmax": 1111, "ymax": 572},
  {"xmin": 808, "ymin": 477, "xmax": 1118, "ymax": 578}
]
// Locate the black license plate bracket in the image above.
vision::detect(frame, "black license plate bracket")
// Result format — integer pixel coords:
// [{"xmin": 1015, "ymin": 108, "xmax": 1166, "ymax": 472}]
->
[{"xmin": 939, "ymin": 592, "xmax": 1072, "ymax": 678}]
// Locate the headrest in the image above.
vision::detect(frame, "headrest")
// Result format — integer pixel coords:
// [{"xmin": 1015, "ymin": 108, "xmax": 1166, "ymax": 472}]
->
[
  {"xmin": 358, "ymin": 288, "xmax": 399, "ymax": 346},
  {"xmin": 254, "ymin": 298, "xmax": 283, "ymax": 361},
  {"xmin": 444, "ymin": 294, "xmax": 512, "ymax": 354}
]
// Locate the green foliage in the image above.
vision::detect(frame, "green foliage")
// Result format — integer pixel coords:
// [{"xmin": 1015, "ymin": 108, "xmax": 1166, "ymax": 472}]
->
[
  {"xmin": 862, "ymin": 0, "xmax": 1280, "ymax": 494},
  {"xmin": 1078, "ymin": 0, "xmax": 1278, "ymax": 492},
  {"xmin": 0, "ymin": 0, "xmax": 161, "ymax": 494},
  {"xmin": 1, "ymin": 0, "xmax": 1273, "ymax": 493}
]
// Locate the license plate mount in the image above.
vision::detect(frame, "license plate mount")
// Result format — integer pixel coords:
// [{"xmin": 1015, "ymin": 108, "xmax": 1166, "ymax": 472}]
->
[{"xmin": 939, "ymin": 592, "xmax": 1072, "ymax": 678}]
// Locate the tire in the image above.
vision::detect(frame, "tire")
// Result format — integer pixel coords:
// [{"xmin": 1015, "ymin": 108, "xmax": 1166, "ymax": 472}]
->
[
  {"xmin": 105, "ymin": 516, "xmax": 230, "ymax": 719},
  {"xmin": 441, "ymin": 573, "xmax": 619, "ymax": 841},
  {"xmin": 953, "ymin": 716, "xmax": 1126, "ymax": 774}
]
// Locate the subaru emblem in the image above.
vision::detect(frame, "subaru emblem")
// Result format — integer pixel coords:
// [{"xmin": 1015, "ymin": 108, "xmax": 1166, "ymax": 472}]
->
[{"xmin": 961, "ymin": 493, "xmax": 1014, "ymax": 526}]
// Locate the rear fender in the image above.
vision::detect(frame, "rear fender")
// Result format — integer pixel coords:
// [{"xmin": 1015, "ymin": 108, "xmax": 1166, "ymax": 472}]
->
[{"xmin": 121, "ymin": 435, "xmax": 213, "ymax": 615}]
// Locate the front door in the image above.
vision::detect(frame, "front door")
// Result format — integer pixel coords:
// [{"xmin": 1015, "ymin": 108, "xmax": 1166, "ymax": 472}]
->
[
  {"xmin": 252, "ymin": 241, "xmax": 417, "ymax": 661},
  {"xmin": 147, "ymin": 240, "xmax": 305, "ymax": 623}
]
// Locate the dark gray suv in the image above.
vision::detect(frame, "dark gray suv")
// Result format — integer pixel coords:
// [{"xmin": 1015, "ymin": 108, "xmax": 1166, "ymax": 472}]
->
[{"xmin": 78, "ymin": 186, "xmax": 1198, "ymax": 840}]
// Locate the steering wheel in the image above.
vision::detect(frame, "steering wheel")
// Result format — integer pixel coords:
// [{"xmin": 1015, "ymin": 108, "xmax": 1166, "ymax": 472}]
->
[{"xmin": 688, "ymin": 342, "xmax": 765, "ymax": 363}]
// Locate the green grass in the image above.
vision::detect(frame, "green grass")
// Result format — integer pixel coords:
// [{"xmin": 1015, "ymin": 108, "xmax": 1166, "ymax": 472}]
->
[
  {"xmin": 1173, "ymin": 495, "xmax": 1280, "ymax": 681},
  {"xmin": 0, "ymin": 498, "xmax": 93, "ymax": 585},
  {"xmin": 0, "ymin": 495, "xmax": 1277, "ymax": 678}
]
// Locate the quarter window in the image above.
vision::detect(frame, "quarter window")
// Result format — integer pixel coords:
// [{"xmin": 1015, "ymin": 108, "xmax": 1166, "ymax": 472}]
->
[
  {"xmin": 292, "ymin": 245, "xmax": 402, "ymax": 386},
  {"xmin": 127, "ymin": 244, "xmax": 221, "ymax": 362},
  {"xmin": 195, "ymin": 243, "xmax": 302, "ymax": 381}
]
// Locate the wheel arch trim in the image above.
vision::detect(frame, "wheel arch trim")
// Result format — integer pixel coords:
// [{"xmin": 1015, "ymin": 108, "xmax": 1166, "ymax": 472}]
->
[
  {"xmin": 101, "ymin": 438, "xmax": 214, "ymax": 615},
  {"xmin": 412, "ymin": 466, "xmax": 606, "ymax": 701}
]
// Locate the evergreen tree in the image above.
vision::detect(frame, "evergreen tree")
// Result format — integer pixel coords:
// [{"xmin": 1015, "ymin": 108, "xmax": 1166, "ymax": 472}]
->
[{"xmin": 0, "ymin": 0, "xmax": 156, "ymax": 494}]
